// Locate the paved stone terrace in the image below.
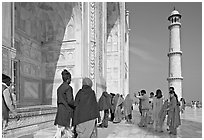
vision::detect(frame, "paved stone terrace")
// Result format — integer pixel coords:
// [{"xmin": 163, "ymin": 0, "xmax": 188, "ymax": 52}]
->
[{"xmin": 18, "ymin": 106, "xmax": 202, "ymax": 138}]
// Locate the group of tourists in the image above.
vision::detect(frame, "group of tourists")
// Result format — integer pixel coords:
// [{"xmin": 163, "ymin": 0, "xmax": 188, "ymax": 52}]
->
[
  {"xmin": 54, "ymin": 69, "xmax": 136, "ymax": 138},
  {"xmin": 135, "ymin": 87, "xmax": 181, "ymax": 135},
  {"xmin": 191, "ymin": 100, "xmax": 201, "ymax": 108},
  {"xmin": 2, "ymin": 70, "xmax": 183, "ymax": 137},
  {"xmin": 98, "ymin": 92, "xmax": 134, "ymax": 128}
]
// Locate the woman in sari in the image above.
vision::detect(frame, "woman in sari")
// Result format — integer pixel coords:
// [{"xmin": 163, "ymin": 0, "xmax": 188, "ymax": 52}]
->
[
  {"xmin": 123, "ymin": 94, "xmax": 133, "ymax": 123},
  {"xmin": 73, "ymin": 78, "xmax": 100, "ymax": 138},
  {"xmin": 158, "ymin": 99, "xmax": 169, "ymax": 132},
  {"xmin": 167, "ymin": 90, "xmax": 181, "ymax": 135},
  {"xmin": 113, "ymin": 94, "xmax": 124, "ymax": 123},
  {"xmin": 152, "ymin": 89, "xmax": 163, "ymax": 132}
]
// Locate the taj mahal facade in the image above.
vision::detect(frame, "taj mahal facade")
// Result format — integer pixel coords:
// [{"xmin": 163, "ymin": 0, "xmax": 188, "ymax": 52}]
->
[{"xmin": 2, "ymin": 2, "xmax": 129, "ymax": 137}]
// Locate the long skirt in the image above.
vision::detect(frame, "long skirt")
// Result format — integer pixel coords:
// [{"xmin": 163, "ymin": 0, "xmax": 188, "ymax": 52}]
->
[
  {"xmin": 76, "ymin": 119, "xmax": 97, "ymax": 138},
  {"xmin": 113, "ymin": 106, "xmax": 122, "ymax": 123}
]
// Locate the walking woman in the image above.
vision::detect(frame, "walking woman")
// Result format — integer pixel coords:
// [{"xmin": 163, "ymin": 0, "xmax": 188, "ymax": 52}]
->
[
  {"xmin": 98, "ymin": 91, "xmax": 111, "ymax": 128},
  {"xmin": 73, "ymin": 77, "xmax": 100, "ymax": 138},
  {"xmin": 180, "ymin": 98, "xmax": 186, "ymax": 113},
  {"xmin": 167, "ymin": 90, "xmax": 181, "ymax": 135},
  {"xmin": 54, "ymin": 70, "xmax": 74, "ymax": 138},
  {"xmin": 113, "ymin": 94, "xmax": 124, "ymax": 123},
  {"xmin": 152, "ymin": 89, "xmax": 163, "ymax": 132},
  {"xmin": 123, "ymin": 94, "xmax": 133, "ymax": 123}
]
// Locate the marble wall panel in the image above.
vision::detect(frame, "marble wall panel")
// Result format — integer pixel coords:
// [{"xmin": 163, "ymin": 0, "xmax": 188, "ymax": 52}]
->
[
  {"xmin": 2, "ymin": 48, "xmax": 10, "ymax": 75},
  {"xmin": 24, "ymin": 81, "xmax": 39, "ymax": 99},
  {"xmin": 45, "ymin": 83, "xmax": 53, "ymax": 99},
  {"xmin": 45, "ymin": 65, "xmax": 56, "ymax": 78},
  {"xmin": 2, "ymin": 2, "xmax": 11, "ymax": 48},
  {"xmin": 57, "ymin": 49, "xmax": 75, "ymax": 66},
  {"xmin": 21, "ymin": 62, "xmax": 41, "ymax": 78}
]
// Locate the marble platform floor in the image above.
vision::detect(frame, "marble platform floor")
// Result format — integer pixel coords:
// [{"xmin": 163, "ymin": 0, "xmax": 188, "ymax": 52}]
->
[{"xmin": 19, "ymin": 106, "xmax": 202, "ymax": 138}]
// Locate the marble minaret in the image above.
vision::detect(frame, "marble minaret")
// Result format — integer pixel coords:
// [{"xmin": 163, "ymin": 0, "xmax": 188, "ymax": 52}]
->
[{"xmin": 167, "ymin": 8, "xmax": 183, "ymax": 99}]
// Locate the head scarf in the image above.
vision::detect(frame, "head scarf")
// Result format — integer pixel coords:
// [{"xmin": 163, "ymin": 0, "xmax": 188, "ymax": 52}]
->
[{"xmin": 82, "ymin": 77, "xmax": 93, "ymax": 87}]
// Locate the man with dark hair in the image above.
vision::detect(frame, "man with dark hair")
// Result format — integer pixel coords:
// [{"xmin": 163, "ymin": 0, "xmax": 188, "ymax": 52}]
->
[
  {"xmin": 136, "ymin": 90, "xmax": 150, "ymax": 127},
  {"xmin": 54, "ymin": 69, "xmax": 74, "ymax": 138},
  {"xmin": 169, "ymin": 87, "xmax": 174, "ymax": 91},
  {"xmin": 2, "ymin": 74, "xmax": 19, "ymax": 137}
]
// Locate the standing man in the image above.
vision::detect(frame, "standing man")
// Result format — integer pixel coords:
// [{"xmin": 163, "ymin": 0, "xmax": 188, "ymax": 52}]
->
[
  {"xmin": 54, "ymin": 70, "xmax": 74, "ymax": 138},
  {"xmin": 135, "ymin": 90, "xmax": 150, "ymax": 127},
  {"xmin": 2, "ymin": 74, "xmax": 19, "ymax": 137}
]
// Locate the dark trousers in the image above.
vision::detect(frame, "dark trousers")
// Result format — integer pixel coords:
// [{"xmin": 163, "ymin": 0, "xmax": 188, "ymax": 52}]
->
[{"xmin": 110, "ymin": 109, "xmax": 114, "ymax": 121}]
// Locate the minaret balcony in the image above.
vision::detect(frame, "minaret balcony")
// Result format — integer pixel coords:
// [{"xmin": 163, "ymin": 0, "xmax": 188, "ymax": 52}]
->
[
  {"xmin": 168, "ymin": 23, "xmax": 181, "ymax": 30},
  {"xmin": 167, "ymin": 76, "xmax": 183, "ymax": 81},
  {"xmin": 167, "ymin": 51, "xmax": 182, "ymax": 57}
]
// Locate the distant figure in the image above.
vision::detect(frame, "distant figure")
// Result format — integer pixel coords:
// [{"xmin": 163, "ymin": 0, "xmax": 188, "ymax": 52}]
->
[
  {"xmin": 136, "ymin": 90, "xmax": 150, "ymax": 127},
  {"xmin": 54, "ymin": 70, "xmax": 74, "ymax": 138},
  {"xmin": 194, "ymin": 101, "xmax": 197, "ymax": 109},
  {"xmin": 152, "ymin": 89, "xmax": 163, "ymax": 132},
  {"xmin": 2, "ymin": 74, "xmax": 20, "ymax": 137},
  {"xmin": 180, "ymin": 98, "xmax": 186, "ymax": 113},
  {"xmin": 191, "ymin": 101, "xmax": 194, "ymax": 108},
  {"xmin": 98, "ymin": 91, "xmax": 111, "ymax": 128},
  {"xmin": 123, "ymin": 94, "xmax": 133, "ymax": 123},
  {"xmin": 73, "ymin": 77, "xmax": 100, "ymax": 138},
  {"xmin": 167, "ymin": 90, "xmax": 181, "ymax": 135}
]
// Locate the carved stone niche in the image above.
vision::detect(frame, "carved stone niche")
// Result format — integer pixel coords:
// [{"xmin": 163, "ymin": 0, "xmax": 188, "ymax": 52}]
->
[{"xmin": 57, "ymin": 49, "xmax": 75, "ymax": 66}]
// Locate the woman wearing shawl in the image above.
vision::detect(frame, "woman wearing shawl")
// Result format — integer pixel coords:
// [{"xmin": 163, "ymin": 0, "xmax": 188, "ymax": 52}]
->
[
  {"xmin": 73, "ymin": 78, "xmax": 100, "ymax": 138},
  {"xmin": 113, "ymin": 94, "xmax": 124, "ymax": 123},
  {"xmin": 167, "ymin": 90, "xmax": 181, "ymax": 135},
  {"xmin": 123, "ymin": 94, "xmax": 133, "ymax": 123},
  {"xmin": 158, "ymin": 99, "xmax": 168, "ymax": 132},
  {"xmin": 152, "ymin": 89, "xmax": 163, "ymax": 132},
  {"xmin": 98, "ymin": 91, "xmax": 111, "ymax": 128}
]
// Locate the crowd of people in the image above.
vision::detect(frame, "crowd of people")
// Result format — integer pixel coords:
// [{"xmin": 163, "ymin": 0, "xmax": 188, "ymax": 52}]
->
[
  {"xmin": 53, "ymin": 69, "xmax": 135, "ymax": 138},
  {"xmin": 2, "ymin": 70, "xmax": 185, "ymax": 137},
  {"xmin": 134, "ymin": 87, "xmax": 182, "ymax": 135},
  {"xmin": 191, "ymin": 101, "xmax": 202, "ymax": 108}
]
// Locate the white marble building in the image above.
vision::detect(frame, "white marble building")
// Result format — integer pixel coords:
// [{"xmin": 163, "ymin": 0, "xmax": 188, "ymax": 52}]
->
[{"xmin": 2, "ymin": 2, "xmax": 129, "ymax": 137}]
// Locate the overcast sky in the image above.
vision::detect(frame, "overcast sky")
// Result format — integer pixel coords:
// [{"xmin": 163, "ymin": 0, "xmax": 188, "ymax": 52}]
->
[{"xmin": 126, "ymin": 2, "xmax": 202, "ymax": 103}]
